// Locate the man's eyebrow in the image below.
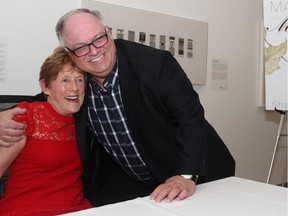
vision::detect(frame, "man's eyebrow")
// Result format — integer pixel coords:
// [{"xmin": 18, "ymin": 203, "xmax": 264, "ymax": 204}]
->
[{"xmin": 71, "ymin": 31, "xmax": 106, "ymax": 48}]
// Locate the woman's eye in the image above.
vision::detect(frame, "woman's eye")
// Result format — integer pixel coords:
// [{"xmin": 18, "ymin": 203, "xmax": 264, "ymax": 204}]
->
[{"xmin": 76, "ymin": 78, "xmax": 84, "ymax": 83}]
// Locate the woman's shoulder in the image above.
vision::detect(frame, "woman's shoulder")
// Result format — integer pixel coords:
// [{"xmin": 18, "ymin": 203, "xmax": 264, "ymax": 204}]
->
[
  {"xmin": 15, "ymin": 101, "xmax": 48, "ymax": 117},
  {"xmin": 13, "ymin": 102, "xmax": 49, "ymax": 135}
]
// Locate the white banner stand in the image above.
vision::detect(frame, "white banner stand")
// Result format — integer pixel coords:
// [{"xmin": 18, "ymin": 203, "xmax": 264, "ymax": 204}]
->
[{"xmin": 266, "ymin": 109, "xmax": 287, "ymax": 184}]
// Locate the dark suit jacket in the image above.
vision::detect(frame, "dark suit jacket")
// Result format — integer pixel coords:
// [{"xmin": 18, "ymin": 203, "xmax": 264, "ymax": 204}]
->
[{"xmin": 73, "ymin": 39, "xmax": 235, "ymax": 196}]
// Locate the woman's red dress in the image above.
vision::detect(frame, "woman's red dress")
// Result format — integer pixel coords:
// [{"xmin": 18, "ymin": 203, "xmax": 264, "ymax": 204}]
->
[{"xmin": 0, "ymin": 102, "xmax": 92, "ymax": 216}]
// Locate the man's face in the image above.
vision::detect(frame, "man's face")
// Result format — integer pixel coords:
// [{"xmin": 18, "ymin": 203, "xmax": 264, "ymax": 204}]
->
[{"xmin": 62, "ymin": 13, "xmax": 116, "ymax": 84}]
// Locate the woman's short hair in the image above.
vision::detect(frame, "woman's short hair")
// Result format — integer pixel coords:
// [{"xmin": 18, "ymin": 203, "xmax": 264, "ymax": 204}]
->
[{"xmin": 39, "ymin": 47, "xmax": 84, "ymax": 88}]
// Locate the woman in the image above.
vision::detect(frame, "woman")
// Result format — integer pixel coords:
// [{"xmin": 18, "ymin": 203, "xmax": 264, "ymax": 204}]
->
[{"xmin": 0, "ymin": 47, "xmax": 92, "ymax": 215}]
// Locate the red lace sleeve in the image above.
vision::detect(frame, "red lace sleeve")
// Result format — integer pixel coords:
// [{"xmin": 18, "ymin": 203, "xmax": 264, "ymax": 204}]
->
[{"xmin": 13, "ymin": 102, "xmax": 34, "ymax": 136}]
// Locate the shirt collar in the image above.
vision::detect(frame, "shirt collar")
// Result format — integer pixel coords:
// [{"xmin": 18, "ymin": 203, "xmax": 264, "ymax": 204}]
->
[{"xmin": 88, "ymin": 58, "xmax": 119, "ymax": 93}]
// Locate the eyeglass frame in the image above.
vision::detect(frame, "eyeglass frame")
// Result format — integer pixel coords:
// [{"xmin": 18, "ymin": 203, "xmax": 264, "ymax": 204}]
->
[{"xmin": 65, "ymin": 28, "xmax": 109, "ymax": 57}]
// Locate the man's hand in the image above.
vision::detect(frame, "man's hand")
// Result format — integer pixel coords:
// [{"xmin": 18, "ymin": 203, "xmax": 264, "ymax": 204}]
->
[
  {"xmin": 0, "ymin": 107, "xmax": 26, "ymax": 147},
  {"xmin": 150, "ymin": 175, "xmax": 196, "ymax": 203}
]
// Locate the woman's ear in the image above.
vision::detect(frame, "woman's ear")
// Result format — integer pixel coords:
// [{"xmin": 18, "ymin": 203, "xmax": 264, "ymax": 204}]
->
[{"xmin": 39, "ymin": 79, "xmax": 50, "ymax": 96}]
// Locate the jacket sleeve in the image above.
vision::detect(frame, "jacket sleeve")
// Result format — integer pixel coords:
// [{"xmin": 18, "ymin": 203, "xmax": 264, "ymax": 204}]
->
[{"xmin": 158, "ymin": 52, "xmax": 207, "ymax": 175}]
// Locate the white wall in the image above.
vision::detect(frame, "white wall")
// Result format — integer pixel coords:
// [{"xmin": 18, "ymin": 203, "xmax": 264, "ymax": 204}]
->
[
  {"xmin": 0, "ymin": 0, "xmax": 80, "ymax": 95},
  {"xmin": 0, "ymin": 0, "xmax": 286, "ymax": 185}
]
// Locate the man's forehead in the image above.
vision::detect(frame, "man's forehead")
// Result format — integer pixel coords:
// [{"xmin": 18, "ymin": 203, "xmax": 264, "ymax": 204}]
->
[
  {"xmin": 65, "ymin": 13, "xmax": 102, "ymax": 30},
  {"xmin": 63, "ymin": 14, "xmax": 103, "ymax": 43}
]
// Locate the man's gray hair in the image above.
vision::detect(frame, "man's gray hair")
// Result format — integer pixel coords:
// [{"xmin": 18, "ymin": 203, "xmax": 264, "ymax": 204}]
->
[{"xmin": 55, "ymin": 8, "xmax": 103, "ymax": 45}]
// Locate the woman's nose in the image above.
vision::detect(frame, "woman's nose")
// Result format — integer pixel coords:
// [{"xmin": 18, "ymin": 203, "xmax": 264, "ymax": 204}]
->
[{"xmin": 70, "ymin": 80, "xmax": 79, "ymax": 91}]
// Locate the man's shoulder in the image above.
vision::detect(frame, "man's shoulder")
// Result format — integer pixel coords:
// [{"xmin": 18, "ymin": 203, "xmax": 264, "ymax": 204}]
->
[
  {"xmin": 114, "ymin": 39, "xmax": 172, "ymax": 60},
  {"xmin": 29, "ymin": 93, "xmax": 46, "ymax": 102},
  {"xmin": 115, "ymin": 39, "xmax": 153, "ymax": 50}
]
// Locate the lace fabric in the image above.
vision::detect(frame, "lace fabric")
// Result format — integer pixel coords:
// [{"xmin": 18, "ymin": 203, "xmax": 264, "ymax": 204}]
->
[{"xmin": 14, "ymin": 101, "xmax": 76, "ymax": 141}]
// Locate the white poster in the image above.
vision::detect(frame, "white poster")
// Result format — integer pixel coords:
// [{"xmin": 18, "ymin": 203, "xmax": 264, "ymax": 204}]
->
[
  {"xmin": 263, "ymin": 0, "xmax": 287, "ymax": 110},
  {"xmin": 0, "ymin": 36, "xmax": 6, "ymax": 83}
]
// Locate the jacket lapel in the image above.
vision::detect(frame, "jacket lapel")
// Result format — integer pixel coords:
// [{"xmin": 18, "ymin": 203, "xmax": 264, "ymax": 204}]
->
[
  {"xmin": 116, "ymin": 42, "xmax": 137, "ymax": 129},
  {"xmin": 75, "ymin": 88, "xmax": 90, "ymax": 168}
]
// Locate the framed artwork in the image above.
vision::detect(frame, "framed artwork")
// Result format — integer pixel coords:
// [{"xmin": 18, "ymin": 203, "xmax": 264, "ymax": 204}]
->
[{"xmin": 82, "ymin": 0, "xmax": 208, "ymax": 85}]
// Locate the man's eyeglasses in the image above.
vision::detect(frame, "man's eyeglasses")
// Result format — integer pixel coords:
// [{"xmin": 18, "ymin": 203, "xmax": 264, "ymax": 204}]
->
[{"xmin": 66, "ymin": 29, "xmax": 108, "ymax": 57}]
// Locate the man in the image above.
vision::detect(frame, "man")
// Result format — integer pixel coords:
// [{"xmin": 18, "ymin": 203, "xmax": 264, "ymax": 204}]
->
[{"xmin": 0, "ymin": 8, "xmax": 235, "ymax": 206}]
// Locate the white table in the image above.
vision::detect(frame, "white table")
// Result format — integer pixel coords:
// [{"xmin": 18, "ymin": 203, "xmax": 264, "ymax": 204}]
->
[{"xmin": 61, "ymin": 177, "xmax": 288, "ymax": 216}]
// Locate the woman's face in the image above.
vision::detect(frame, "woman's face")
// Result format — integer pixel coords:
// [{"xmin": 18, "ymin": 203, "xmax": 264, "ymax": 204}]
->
[{"xmin": 40, "ymin": 67, "xmax": 85, "ymax": 116}]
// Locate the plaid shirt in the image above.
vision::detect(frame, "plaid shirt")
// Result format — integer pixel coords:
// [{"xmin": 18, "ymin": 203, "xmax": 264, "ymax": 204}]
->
[{"xmin": 87, "ymin": 61, "xmax": 153, "ymax": 182}]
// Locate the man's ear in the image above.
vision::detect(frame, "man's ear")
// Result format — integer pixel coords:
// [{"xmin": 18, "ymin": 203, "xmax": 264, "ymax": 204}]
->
[
  {"xmin": 106, "ymin": 26, "xmax": 111, "ymax": 36},
  {"xmin": 39, "ymin": 79, "xmax": 50, "ymax": 96}
]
